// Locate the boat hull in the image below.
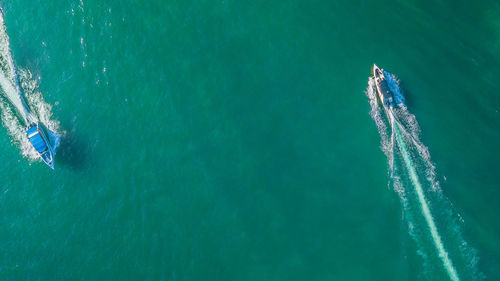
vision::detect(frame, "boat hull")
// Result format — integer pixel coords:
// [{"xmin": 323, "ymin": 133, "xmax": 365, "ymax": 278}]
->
[
  {"xmin": 372, "ymin": 64, "xmax": 395, "ymax": 122},
  {"xmin": 26, "ymin": 123, "xmax": 54, "ymax": 169}
]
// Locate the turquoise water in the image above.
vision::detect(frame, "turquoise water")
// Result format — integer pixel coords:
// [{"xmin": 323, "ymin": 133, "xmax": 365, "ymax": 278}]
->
[{"xmin": 0, "ymin": 0, "xmax": 499, "ymax": 280}]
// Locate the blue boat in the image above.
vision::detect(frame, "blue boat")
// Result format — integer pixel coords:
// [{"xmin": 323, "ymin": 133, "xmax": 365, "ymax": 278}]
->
[{"xmin": 26, "ymin": 123, "xmax": 54, "ymax": 169}]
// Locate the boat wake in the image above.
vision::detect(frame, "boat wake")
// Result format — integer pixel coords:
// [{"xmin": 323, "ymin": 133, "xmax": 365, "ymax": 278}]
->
[
  {"xmin": 366, "ymin": 75, "xmax": 483, "ymax": 280},
  {"xmin": 0, "ymin": 9, "xmax": 61, "ymax": 161}
]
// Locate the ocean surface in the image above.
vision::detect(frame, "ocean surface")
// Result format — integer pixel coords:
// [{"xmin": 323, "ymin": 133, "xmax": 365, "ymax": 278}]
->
[{"xmin": 0, "ymin": 0, "xmax": 498, "ymax": 280}]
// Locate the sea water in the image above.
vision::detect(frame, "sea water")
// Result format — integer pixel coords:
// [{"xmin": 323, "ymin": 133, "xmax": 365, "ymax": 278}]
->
[{"xmin": 0, "ymin": 0, "xmax": 498, "ymax": 280}]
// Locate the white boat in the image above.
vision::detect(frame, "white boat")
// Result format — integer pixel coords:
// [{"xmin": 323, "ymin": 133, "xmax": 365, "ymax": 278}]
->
[
  {"xmin": 372, "ymin": 64, "xmax": 398, "ymax": 123},
  {"xmin": 372, "ymin": 64, "xmax": 395, "ymax": 108}
]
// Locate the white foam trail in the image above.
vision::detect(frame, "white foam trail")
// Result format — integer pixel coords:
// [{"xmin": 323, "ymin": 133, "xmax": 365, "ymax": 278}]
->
[
  {"xmin": 19, "ymin": 69, "xmax": 62, "ymax": 152},
  {"xmin": 0, "ymin": 68, "xmax": 29, "ymax": 121},
  {"xmin": 0, "ymin": 100, "xmax": 38, "ymax": 159},
  {"xmin": 367, "ymin": 76, "xmax": 483, "ymax": 280},
  {"xmin": 394, "ymin": 119, "xmax": 460, "ymax": 281},
  {"xmin": 393, "ymin": 110, "xmax": 441, "ymax": 192},
  {"xmin": 0, "ymin": 12, "xmax": 33, "ymax": 124},
  {"xmin": 19, "ymin": 69, "xmax": 59, "ymax": 132},
  {"xmin": 367, "ymin": 78, "xmax": 394, "ymax": 172},
  {"xmin": 0, "ymin": 8, "xmax": 62, "ymax": 160}
]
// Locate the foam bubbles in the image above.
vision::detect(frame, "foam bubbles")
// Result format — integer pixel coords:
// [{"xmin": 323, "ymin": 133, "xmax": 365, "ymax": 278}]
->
[
  {"xmin": 366, "ymin": 73, "xmax": 483, "ymax": 281},
  {"xmin": 0, "ymin": 11, "xmax": 62, "ymax": 162}
]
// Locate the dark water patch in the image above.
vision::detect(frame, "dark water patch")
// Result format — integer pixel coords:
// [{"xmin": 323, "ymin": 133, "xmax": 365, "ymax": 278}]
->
[{"xmin": 55, "ymin": 130, "xmax": 91, "ymax": 171}]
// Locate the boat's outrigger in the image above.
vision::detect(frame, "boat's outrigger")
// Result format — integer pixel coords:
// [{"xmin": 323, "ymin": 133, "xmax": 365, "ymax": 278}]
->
[{"xmin": 27, "ymin": 123, "xmax": 54, "ymax": 169}]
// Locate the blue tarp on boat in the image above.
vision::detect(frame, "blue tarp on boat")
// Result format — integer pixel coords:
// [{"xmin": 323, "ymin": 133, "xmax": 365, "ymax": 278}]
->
[
  {"xmin": 379, "ymin": 80, "xmax": 391, "ymax": 99},
  {"xmin": 383, "ymin": 70, "xmax": 406, "ymax": 107},
  {"xmin": 27, "ymin": 126, "xmax": 48, "ymax": 153}
]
